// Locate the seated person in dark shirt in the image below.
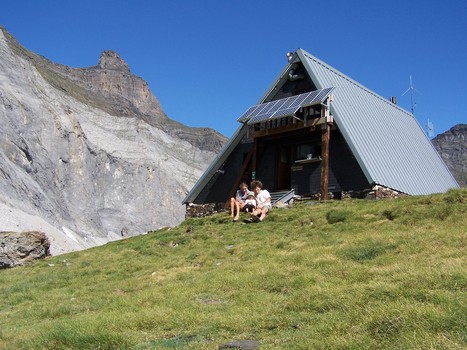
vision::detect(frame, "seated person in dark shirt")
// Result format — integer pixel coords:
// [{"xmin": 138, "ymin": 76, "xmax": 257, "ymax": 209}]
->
[{"xmin": 230, "ymin": 182, "xmax": 248, "ymax": 221}]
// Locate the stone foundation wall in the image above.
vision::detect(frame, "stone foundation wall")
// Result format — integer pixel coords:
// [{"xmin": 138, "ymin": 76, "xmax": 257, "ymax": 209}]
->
[
  {"xmin": 185, "ymin": 202, "xmax": 226, "ymax": 218},
  {"xmin": 342, "ymin": 185, "xmax": 407, "ymax": 200},
  {"xmin": 301, "ymin": 185, "xmax": 406, "ymax": 201}
]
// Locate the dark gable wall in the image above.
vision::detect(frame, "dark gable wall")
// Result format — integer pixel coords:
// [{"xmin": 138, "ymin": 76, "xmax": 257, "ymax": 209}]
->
[
  {"xmin": 274, "ymin": 63, "xmax": 316, "ymax": 100},
  {"xmin": 288, "ymin": 130, "xmax": 369, "ymax": 195},
  {"xmin": 255, "ymin": 141, "xmax": 275, "ymax": 190},
  {"xmin": 193, "ymin": 127, "xmax": 370, "ymax": 204},
  {"xmin": 195, "ymin": 142, "xmax": 253, "ymax": 204}
]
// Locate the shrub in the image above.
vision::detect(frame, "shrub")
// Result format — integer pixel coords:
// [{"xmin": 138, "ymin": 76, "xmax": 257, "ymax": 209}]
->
[
  {"xmin": 339, "ymin": 240, "xmax": 397, "ymax": 262},
  {"xmin": 326, "ymin": 209, "xmax": 352, "ymax": 224},
  {"xmin": 382, "ymin": 210, "xmax": 395, "ymax": 221}
]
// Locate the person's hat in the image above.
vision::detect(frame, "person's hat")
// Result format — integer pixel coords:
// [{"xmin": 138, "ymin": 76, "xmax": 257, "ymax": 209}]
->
[{"xmin": 247, "ymin": 191, "xmax": 255, "ymax": 196}]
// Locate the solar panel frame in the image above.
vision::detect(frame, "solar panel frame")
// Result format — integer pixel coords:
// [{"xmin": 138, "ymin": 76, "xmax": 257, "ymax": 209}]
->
[
  {"xmin": 239, "ymin": 94, "xmax": 298, "ymax": 122},
  {"xmin": 299, "ymin": 90, "xmax": 320, "ymax": 106},
  {"xmin": 254, "ymin": 100, "xmax": 284, "ymax": 118},
  {"xmin": 247, "ymin": 112, "xmax": 275, "ymax": 125},
  {"xmin": 301, "ymin": 87, "xmax": 334, "ymax": 107},
  {"xmin": 269, "ymin": 107, "xmax": 301, "ymax": 120},
  {"xmin": 243, "ymin": 102, "xmax": 271, "ymax": 121},
  {"xmin": 240, "ymin": 87, "xmax": 335, "ymax": 125},
  {"xmin": 237, "ymin": 104, "xmax": 261, "ymax": 122},
  {"xmin": 246, "ymin": 94, "xmax": 305, "ymax": 125},
  {"xmin": 246, "ymin": 99, "xmax": 290, "ymax": 123},
  {"xmin": 285, "ymin": 93, "xmax": 309, "ymax": 110},
  {"xmin": 277, "ymin": 94, "xmax": 302, "ymax": 109}
]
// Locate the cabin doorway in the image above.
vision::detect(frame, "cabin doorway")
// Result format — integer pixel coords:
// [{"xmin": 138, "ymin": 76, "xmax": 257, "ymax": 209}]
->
[{"xmin": 276, "ymin": 146, "xmax": 291, "ymax": 191}]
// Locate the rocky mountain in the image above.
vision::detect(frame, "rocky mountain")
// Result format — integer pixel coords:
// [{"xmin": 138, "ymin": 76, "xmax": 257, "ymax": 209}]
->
[
  {"xmin": 431, "ymin": 124, "xmax": 466, "ymax": 187},
  {"xmin": 0, "ymin": 27, "xmax": 227, "ymax": 255}
]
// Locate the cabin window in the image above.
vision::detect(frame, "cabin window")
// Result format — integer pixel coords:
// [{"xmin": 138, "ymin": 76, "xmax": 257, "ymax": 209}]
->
[{"xmin": 294, "ymin": 144, "xmax": 320, "ymax": 161}]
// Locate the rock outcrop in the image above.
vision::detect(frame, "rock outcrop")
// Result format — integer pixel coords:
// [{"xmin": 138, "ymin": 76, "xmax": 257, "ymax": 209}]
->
[
  {"xmin": 432, "ymin": 124, "xmax": 466, "ymax": 187},
  {"xmin": 0, "ymin": 27, "xmax": 227, "ymax": 255},
  {"xmin": 0, "ymin": 231, "xmax": 50, "ymax": 268}
]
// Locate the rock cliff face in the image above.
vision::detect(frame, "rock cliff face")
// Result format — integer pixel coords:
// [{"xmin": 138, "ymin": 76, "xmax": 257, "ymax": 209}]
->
[
  {"xmin": 0, "ymin": 28, "xmax": 227, "ymax": 255},
  {"xmin": 432, "ymin": 124, "xmax": 466, "ymax": 187}
]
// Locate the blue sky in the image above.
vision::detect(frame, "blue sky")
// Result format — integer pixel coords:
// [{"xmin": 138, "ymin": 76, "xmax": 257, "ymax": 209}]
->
[{"xmin": 1, "ymin": 0, "xmax": 466, "ymax": 137}]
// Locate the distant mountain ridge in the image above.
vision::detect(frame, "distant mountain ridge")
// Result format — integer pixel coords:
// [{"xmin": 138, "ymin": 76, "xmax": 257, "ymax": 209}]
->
[
  {"xmin": 0, "ymin": 27, "xmax": 227, "ymax": 255},
  {"xmin": 2, "ymin": 29, "xmax": 225, "ymax": 153},
  {"xmin": 431, "ymin": 124, "xmax": 466, "ymax": 187}
]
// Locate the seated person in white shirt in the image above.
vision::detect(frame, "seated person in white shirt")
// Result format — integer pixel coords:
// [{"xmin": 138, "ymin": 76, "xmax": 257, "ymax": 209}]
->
[{"xmin": 250, "ymin": 180, "xmax": 271, "ymax": 222}]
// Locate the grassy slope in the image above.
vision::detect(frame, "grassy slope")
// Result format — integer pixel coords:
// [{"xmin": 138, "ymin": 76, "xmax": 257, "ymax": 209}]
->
[{"xmin": 0, "ymin": 189, "xmax": 466, "ymax": 350}]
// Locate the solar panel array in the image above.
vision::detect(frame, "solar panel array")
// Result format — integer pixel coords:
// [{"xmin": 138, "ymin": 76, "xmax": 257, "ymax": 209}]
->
[{"xmin": 237, "ymin": 87, "xmax": 335, "ymax": 125}]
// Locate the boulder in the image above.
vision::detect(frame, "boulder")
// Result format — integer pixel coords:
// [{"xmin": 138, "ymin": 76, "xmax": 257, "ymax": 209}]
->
[{"xmin": 0, "ymin": 231, "xmax": 50, "ymax": 268}]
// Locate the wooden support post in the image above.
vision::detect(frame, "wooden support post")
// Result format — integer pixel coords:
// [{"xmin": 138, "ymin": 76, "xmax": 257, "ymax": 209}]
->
[
  {"xmin": 320, "ymin": 110, "xmax": 330, "ymax": 200},
  {"xmin": 251, "ymin": 138, "xmax": 258, "ymax": 180}
]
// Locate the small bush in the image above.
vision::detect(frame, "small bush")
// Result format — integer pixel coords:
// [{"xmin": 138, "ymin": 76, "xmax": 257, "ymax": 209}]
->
[
  {"xmin": 433, "ymin": 205, "xmax": 452, "ymax": 220},
  {"xmin": 275, "ymin": 241, "xmax": 287, "ymax": 249},
  {"xmin": 339, "ymin": 241, "xmax": 397, "ymax": 262},
  {"xmin": 34, "ymin": 325, "xmax": 131, "ymax": 350},
  {"xmin": 443, "ymin": 189, "xmax": 465, "ymax": 204},
  {"xmin": 368, "ymin": 314, "xmax": 406, "ymax": 339},
  {"xmin": 326, "ymin": 209, "xmax": 352, "ymax": 224},
  {"xmin": 382, "ymin": 210, "xmax": 395, "ymax": 221}
]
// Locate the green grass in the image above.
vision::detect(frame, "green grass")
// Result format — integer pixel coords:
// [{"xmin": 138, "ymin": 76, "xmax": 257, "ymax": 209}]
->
[{"xmin": 0, "ymin": 189, "xmax": 466, "ymax": 349}]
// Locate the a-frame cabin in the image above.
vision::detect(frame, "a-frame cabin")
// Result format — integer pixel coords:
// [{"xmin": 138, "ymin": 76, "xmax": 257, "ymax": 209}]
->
[{"xmin": 183, "ymin": 49, "xmax": 459, "ymax": 207}]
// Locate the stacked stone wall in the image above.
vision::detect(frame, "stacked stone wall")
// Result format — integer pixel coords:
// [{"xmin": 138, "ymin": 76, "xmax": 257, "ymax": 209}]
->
[{"xmin": 185, "ymin": 202, "xmax": 226, "ymax": 218}]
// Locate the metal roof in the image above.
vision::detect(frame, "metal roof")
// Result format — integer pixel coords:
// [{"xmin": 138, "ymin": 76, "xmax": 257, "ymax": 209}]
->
[{"xmin": 297, "ymin": 49, "xmax": 458, "ymax": 195}]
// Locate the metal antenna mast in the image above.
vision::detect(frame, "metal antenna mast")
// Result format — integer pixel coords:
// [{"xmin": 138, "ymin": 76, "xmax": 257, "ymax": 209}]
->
[
  {"xmin": 402, "ymin": 75, "xmax": 421, "ymax": 114},
  {"xmin": 426, "ymin": 118, "xmax": 434, "ymax": 138}
]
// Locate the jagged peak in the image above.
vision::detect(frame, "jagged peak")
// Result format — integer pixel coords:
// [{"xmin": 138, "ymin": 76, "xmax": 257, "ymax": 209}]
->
[{"xmin": 98, "ymin": 50, "xmax": 130, "ymax": 72}]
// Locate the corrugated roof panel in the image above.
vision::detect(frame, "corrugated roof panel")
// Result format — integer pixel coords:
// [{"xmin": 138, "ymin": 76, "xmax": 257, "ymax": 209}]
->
[{"xmin": 298, "ymin": 49, "xmax": 458, "ymax": 195}]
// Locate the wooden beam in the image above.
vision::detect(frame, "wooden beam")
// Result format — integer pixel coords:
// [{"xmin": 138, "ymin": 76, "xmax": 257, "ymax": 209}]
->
[
  {"xmin": 252, "ymin": 138, "xmax": 258, "ymax": 179},
  {"xmin": 225, "ymin": 143, "xmax": 257, "ymax": 207},
  {"xmin": 320, "ymin": 115, "xmax": 330, "ymax": 200},
  {"xmin": 251, "ymin": 116, "xmax": 327, "ymax": 139}
]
